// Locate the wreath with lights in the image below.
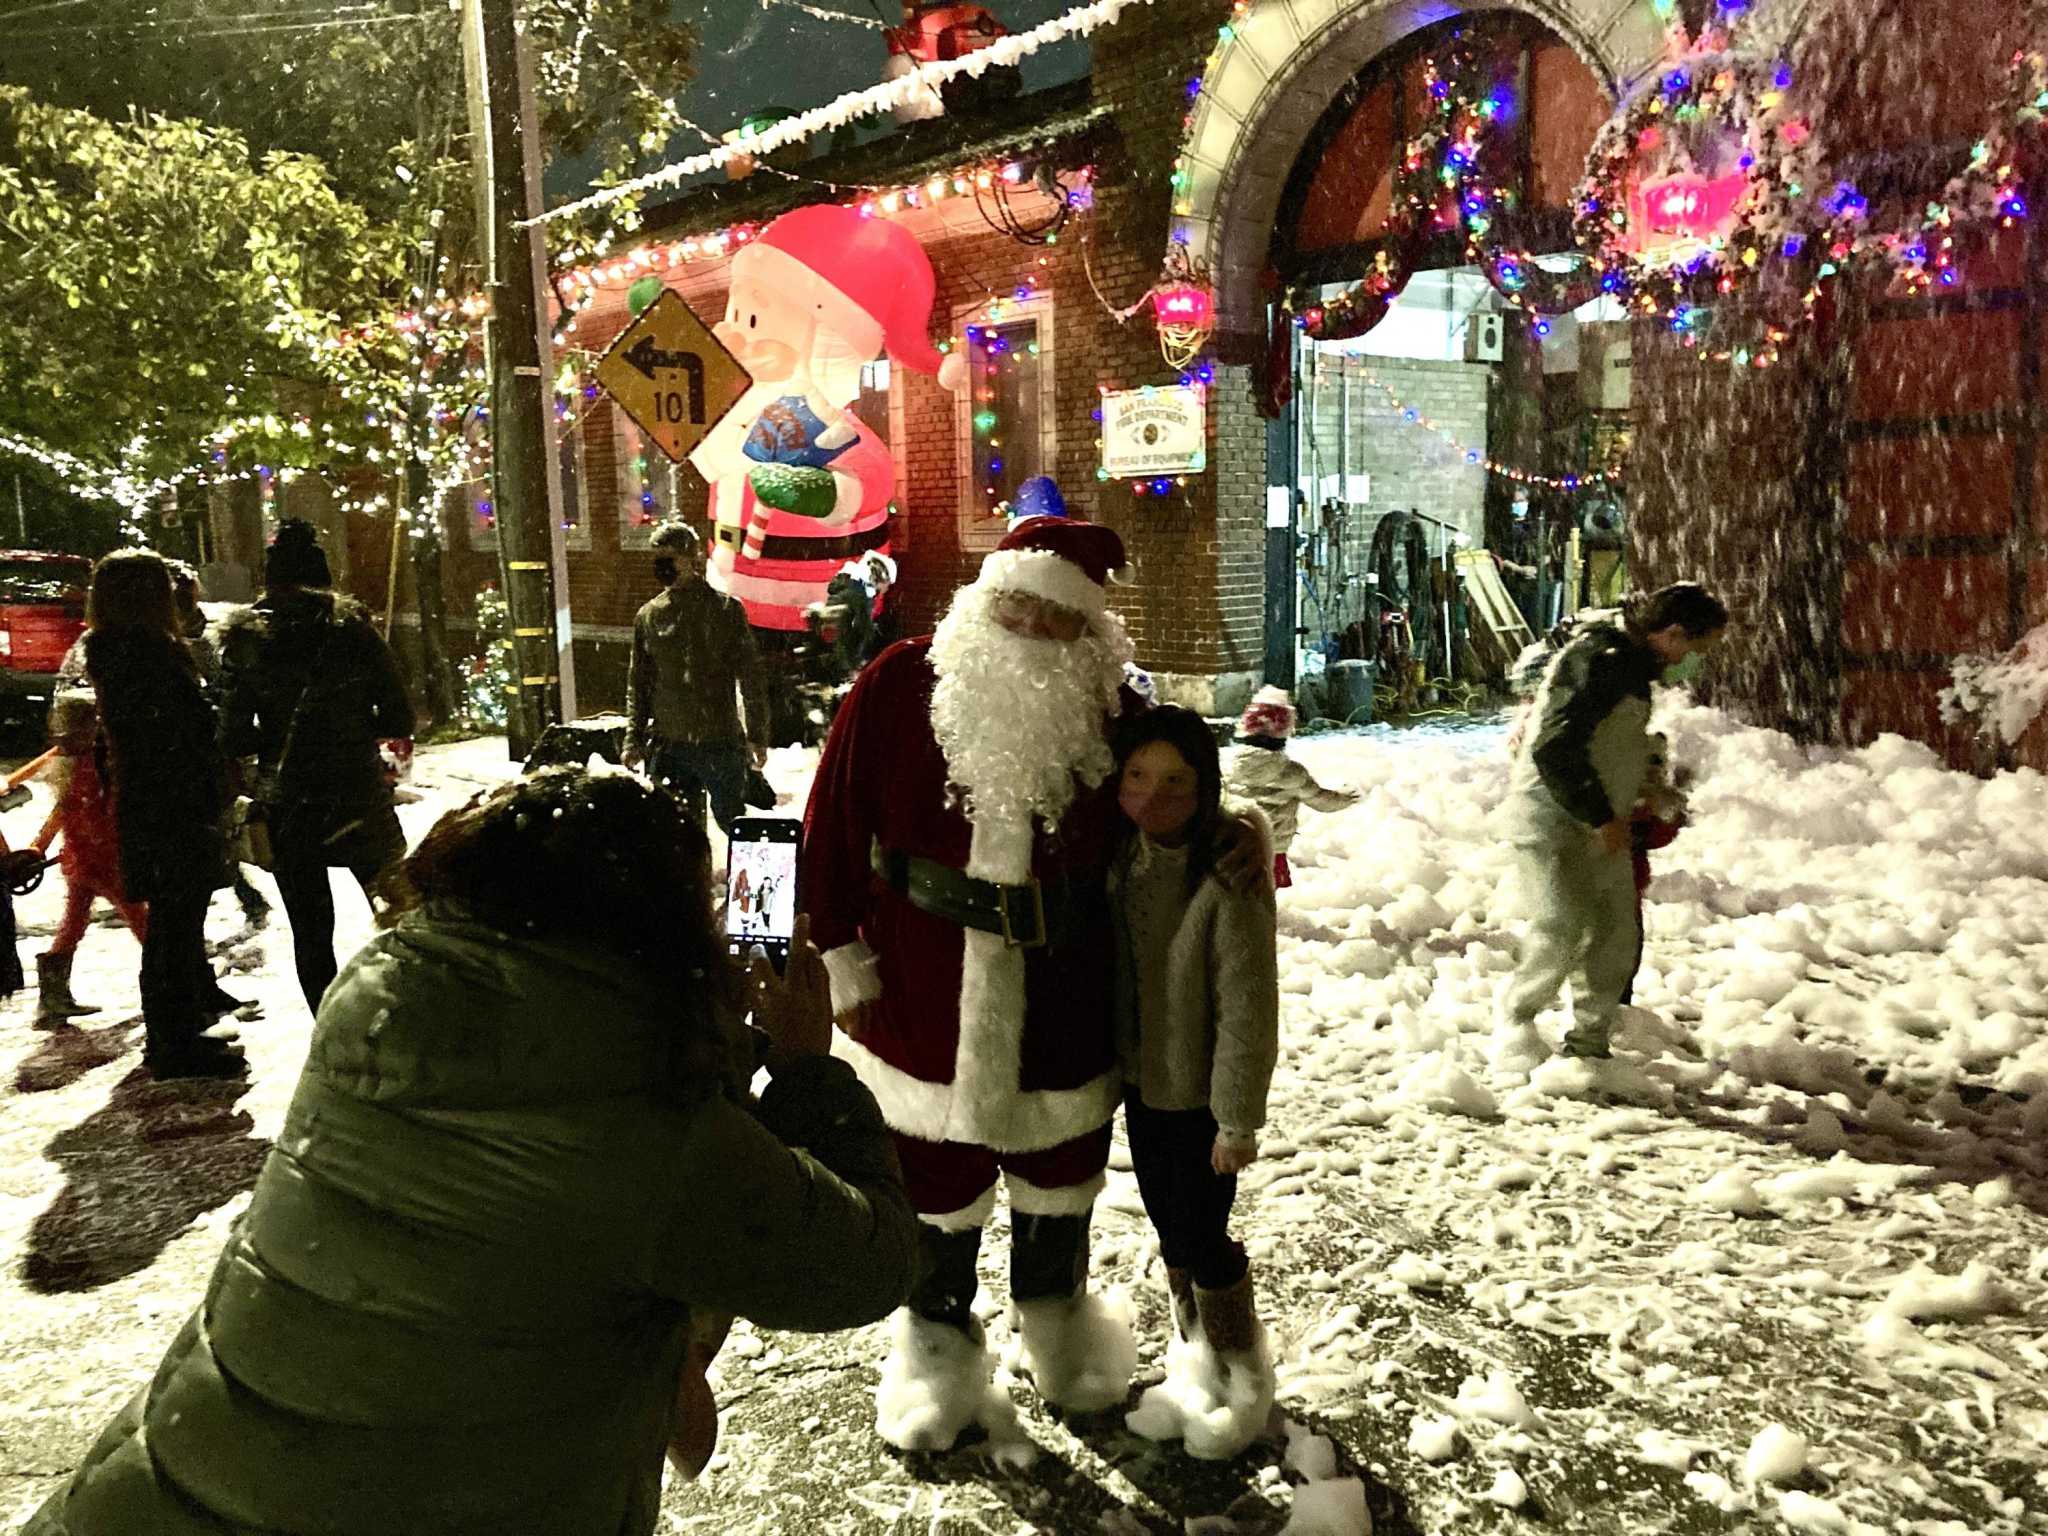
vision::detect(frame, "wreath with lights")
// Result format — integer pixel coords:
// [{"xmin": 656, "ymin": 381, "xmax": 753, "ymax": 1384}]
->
[
  {"xmin": 1580, "ymin": 10, "xmax": 2048, "ymax": 310},
  {"xmin": 1574, "ymin": 47, "xmax": 1793, "ymax": 281},
  {"xmin": 1284, "ymin": 31, "xmax": 1609, "ymax": 339}
]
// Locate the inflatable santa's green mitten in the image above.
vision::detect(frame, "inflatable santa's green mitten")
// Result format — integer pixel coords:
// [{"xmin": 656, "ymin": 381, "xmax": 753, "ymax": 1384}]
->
[{"xmin": 747, "ymin": 463, "xmax": 838, "ymax": 520}]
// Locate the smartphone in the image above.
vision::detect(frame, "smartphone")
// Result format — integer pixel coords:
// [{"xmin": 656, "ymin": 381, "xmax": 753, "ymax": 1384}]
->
[{"xmin": 725, "ymin": 817, "xmax": 802, "ymax": 972}]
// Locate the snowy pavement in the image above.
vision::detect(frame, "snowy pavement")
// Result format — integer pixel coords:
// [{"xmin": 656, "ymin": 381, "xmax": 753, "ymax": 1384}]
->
[{"xmin": 4, "ymin": 704, "xmax": 2048, "ymax": 1534}]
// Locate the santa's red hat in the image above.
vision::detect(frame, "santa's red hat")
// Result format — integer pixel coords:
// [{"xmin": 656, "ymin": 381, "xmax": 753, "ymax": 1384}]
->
[
  {"xmin": 977, "ymin": 514, "xmax": 1126, "ymax": 622},
  {"xmin": 735, "ymin": 204, "xmax": 969, "ymax": 392}
]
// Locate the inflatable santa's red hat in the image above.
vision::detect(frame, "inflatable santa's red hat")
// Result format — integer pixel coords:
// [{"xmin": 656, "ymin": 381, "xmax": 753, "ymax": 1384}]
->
[
  {"xmin": 977, "ymin": 514, "xmax": 1126, "ymax": 623},
  {"xmin": 736, "ymin": 204, "xmax": 969, "ymax": 392}
]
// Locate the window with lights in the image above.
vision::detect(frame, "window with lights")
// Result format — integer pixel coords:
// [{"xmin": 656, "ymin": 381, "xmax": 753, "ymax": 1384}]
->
[
  {"xmin": 554, "ymin": 405, "xmax": 592, "ymax": 551},
  {"xmin": 615, "ymin": 408, "xmax": 679, "ymax": 549},
  {"xmin": 460, "ymin": 412, "xmax": 589, "ymax": 552},
  {"xmin": 955, "ymin": 291, "xmax": 1055, "ymax": 529}
]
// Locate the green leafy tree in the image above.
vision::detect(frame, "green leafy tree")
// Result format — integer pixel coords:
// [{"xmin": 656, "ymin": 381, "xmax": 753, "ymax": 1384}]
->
[
  {"xmin": 1, "ymin": 0, "xmax": 697, "ymax": 725},
  {"xmin": 0, "ymin": 87, "xmax": 399, "ymax": 486}
]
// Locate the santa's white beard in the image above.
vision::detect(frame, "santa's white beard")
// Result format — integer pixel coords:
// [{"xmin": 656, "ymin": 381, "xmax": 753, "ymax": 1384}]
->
[{"xmin": 929, "ymin": 583, "xmax": 1133, "ymax": 833}]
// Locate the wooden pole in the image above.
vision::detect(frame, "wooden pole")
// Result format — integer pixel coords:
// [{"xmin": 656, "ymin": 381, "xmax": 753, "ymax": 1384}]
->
[{"xmin": 462, "ymin": 0, "xmax": 570, "ymax": 757}]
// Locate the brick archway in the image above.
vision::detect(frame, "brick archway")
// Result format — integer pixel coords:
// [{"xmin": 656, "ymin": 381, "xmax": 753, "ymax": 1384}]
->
[{"xmin": 1171, "ymin": 0, "xmax": 1674, "ymax": 343}]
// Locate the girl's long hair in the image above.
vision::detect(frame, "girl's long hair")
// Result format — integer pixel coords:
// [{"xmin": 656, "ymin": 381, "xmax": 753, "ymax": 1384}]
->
[{"xmin": 1112, "ymin": 705, "xmax": 1225, "ymax": 897}]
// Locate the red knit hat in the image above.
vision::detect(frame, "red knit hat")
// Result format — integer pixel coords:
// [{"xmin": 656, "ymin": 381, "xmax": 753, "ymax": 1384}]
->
[
  {"xmin": 1238, "ymin": 685, "xmax": 1297, "ymax": 740},
  {"xmin": 736, "ymin": 204, "xmax": 968, "ymax": 391},
  {"xmin": 978, "ymin": 515, "xmax": 1126, "ymax": 620}
]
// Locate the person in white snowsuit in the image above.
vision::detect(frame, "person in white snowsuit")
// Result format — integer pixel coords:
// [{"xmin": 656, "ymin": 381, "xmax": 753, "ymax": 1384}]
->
[
  {"xmin": 1226, "ymin": 686, "xmax": 1358, "ymax": 888},
  {"xmin": 1492, "ymin": 584, "xmax": 1726, "ymax": 1068}
]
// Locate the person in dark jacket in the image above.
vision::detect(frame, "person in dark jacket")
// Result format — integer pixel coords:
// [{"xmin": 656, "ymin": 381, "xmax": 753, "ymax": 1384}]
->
[
  {"xmin": 23, "ymin": 766, "xmax": 918, "ymax": 1536},
  {"xmin": 623, "ymin": 519, "xmax": 769, "ymax": 838},
  {"xmin": 218, "ymin": 519, "xmax": 415, "ymax": 1014},
  {"xmin": 1491, "ymin": 582, "xmax": 1727, "ymax": 1069},
  {"xmin": 82, "ymin": 550, "xmax": 243, "ymax": 1080}
]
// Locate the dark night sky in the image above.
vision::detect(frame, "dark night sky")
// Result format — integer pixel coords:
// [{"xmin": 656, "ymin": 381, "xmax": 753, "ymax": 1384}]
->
[{"xmin": 660, "ymin": 0, "xmax": 1093, "ymax": 170}]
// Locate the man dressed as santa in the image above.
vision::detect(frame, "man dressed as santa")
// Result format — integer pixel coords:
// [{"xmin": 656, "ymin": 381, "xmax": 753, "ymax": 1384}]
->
[{"xmin": 802, "ymin": 516, "xmax": 1166, "ymax": 1450}]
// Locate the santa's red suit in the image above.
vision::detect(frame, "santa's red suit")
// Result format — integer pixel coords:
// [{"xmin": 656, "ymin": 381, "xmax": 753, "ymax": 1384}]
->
[
  {"xmin": 800, "ymin": 515, "xmax": 1143, "ymax": 1448},
  {"xmin": 804, "ymin": 637, "xmax": 1131, "ymax": 1173}
]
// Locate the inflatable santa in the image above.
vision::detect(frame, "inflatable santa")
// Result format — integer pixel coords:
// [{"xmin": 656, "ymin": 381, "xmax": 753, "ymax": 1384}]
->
[
  {"xmin": 801, "ymin": 516, "xmax": 1143, "ymax": 1450},
  {"xmin": 690, "ymin": 204, "xmax": 965, "ymax": 631}
]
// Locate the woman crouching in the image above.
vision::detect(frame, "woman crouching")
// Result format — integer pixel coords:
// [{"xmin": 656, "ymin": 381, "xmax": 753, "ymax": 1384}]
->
[{"xmin": 25, "ymin": 767, "xmax": 918, "ymax": 1536}]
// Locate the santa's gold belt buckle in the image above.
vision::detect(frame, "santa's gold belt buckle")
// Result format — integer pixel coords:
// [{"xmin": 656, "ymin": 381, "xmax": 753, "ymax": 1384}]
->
[
  {"xmin": 715, "ymin": 524, "xmax": 742, "ymax": 549},
  {"xmin": 997, "ymin": 879, "xmax": 1047, "ymax": 949}
]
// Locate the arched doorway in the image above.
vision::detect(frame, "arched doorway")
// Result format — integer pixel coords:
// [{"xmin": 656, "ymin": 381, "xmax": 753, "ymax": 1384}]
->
[
  {"xmin": 1173, "ymin": 1, "xmax": 1656, "ymax": 701},
  {"xmin": 1170, "ymin": 0, "xmax": 1665, "ymax": 348}
]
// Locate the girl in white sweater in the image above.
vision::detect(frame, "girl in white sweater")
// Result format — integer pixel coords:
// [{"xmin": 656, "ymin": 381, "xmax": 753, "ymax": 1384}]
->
[{"xmin": 1110, "ymin": 706, "xmax": 1280, "ymax": 1460}]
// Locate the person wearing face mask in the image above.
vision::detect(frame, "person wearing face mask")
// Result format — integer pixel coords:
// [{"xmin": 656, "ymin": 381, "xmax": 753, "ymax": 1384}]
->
[
  {"xmin": 1491, "ymin": 582, "xmax": 1728, "ymax": 1071},
  {"xmin": 686, "ymin": 204, "xmax": 968, "ymax": 633},
  {"xmin": 624, "ymin": 521, "xmax": 768, "ymax": 840},
  {"xmin": 1108, "ymin": 707, "xmax": 1279, "ymax": 1461}
]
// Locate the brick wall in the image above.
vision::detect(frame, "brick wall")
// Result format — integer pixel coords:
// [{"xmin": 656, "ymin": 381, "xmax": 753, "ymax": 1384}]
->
[
  {"xmin": 1088, "ymin": 0, "xmax": 1260, "ymax": 710},
  {"xmin": 1629, "ymin": 0, "xmax": 2044, "ymax": 772},
  {"xmin": 1302, "ymin": 353, "xmax": 1490, "ymax": 552}
]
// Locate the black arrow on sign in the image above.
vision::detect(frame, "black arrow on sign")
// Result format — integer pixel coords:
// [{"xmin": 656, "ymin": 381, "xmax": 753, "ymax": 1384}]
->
[{"xmin": 624, "ymin": 337, "xmax": 707, "ymax": 422}]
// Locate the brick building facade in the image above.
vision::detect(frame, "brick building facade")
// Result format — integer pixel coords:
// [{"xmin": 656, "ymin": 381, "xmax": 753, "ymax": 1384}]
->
[{"xmin": 304, "ymin": 0, "xmax": 2046, "ymax": 770}]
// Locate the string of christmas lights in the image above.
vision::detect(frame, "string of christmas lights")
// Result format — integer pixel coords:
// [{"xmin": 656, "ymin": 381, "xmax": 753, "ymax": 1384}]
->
[
  {"xmin": 529, "ymin": 0, "xmax": 1150, "ymax": 227},
  {"xmin": 1196, "ymin": 0, "xmax": 2048, "ymax": 372},
  {"xmin": 1356, "ymin": 372, "xmax": 1622, "ymax": 490}
]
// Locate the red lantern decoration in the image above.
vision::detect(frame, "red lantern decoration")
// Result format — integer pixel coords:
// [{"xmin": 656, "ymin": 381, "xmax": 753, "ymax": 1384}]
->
[{"xmin": 1153, "ymin": 282, "xmax": 1215, "ymax": 330}]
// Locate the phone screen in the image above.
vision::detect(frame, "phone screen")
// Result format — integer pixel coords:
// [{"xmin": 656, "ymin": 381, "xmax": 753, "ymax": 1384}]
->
[{"xmin": 726, "ymin": 818, "xmax": 801, "ymax": 967}]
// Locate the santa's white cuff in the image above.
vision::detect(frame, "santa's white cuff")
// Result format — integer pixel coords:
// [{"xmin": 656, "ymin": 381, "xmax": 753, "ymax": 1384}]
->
[{"xmin": 821, "ymin": 939, "xmax": 883, "ymax": 1015}]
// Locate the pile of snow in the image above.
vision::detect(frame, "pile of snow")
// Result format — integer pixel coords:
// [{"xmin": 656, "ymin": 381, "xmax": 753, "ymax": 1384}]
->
[
  {"xmin": 1941, "ymin": 621, "xmax": 2048, "ymax": 744},
  {"xmin": 1125, "ymin": 1324, "xmax": 1274, "ymax": 1462}
]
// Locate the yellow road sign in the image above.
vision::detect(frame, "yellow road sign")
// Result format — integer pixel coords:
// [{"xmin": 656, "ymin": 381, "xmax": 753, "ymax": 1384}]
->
[{"xmin": 593, "ymin": 290, "xmax": 752, "ymax": 464}]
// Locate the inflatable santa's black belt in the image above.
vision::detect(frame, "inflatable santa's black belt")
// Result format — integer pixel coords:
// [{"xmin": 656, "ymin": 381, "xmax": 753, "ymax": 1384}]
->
[
  {"xmin": 757, "ymin": 524, "xmax": 889, "ymax": 564},
  {"xmin": 871, "ymin": 840, "xmax": 1055, "ymax": 949}
]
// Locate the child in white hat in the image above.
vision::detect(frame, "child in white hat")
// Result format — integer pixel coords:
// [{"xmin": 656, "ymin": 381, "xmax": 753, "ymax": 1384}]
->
[{"xmin": 1225, "ymin": 687, "xmax": 1358, "ymax": 888}]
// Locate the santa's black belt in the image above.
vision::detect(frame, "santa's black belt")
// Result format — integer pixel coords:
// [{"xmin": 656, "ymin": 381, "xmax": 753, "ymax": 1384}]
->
[{"xmin": 870, "ymin": 841, "xmax": 1054, "ymax": 949}]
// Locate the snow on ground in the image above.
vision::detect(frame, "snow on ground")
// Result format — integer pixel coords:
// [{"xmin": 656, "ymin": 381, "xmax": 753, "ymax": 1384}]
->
[{"xmin": 4, "ymin": 702, "xmax": 2048, "ymax": 1534}]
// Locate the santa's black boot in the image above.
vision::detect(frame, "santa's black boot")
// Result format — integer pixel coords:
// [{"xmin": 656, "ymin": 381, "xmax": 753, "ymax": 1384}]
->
[
  {"xmin": 1007, "ymin": 1211, "xmax": 1136, "ymax": 1413},
  {"xmin": 909, "ymin": 1225, "xmax": 983, "ymax": 1334},
  {"xmin": 875, "ymin": 1223, "xmax": 1009, "ymax": 1453}
]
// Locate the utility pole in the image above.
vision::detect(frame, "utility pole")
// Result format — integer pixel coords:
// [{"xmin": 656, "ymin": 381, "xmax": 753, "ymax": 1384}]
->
[{"xmin": 462, "ymin": 0, "xmax": 577, "ymax": 759}]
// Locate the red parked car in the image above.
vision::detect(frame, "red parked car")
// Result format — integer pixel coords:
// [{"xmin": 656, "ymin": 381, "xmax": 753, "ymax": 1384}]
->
[{"xmin": 0, "ymin": 551, "xmax": 92, "ymax": 723}]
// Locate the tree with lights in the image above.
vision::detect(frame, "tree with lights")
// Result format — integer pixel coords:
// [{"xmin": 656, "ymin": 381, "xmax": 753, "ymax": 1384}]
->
[
  {"xmin": 1, "ymin": 0, "xmax": 698, "ymax": 727},
  {"xmin": 0, "ymin": 88, "xmax": 397, "ymax": 493}
]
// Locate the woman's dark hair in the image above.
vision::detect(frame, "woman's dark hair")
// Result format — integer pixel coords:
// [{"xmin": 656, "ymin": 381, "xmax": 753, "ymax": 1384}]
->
[
  {"xmin": 1625, "ymin": 582, "xmax": 1729, "ymax": 639},
  {"xmin": 397, "ymin": 768, "xmax": 732, "ymax": 998},
  {"xmin": 265, "ymin": 517, "xmax": 333, "ymax": 590},
  {"xmin": 1113, "ymin": 705, "xmax": 1224, "ymax": 896},
  {"xmin": 88, "ymin": 549, "xmax": 177, "ymax": 637}
]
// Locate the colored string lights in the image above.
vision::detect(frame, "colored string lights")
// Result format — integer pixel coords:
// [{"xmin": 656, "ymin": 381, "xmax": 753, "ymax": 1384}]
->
[
  {"xmin": 1194, "ymin": 0, "xmax": 2048, "ymax": 372},
  {"xmin": 1356, "ymin": 372, "xmax": 1622, "ymax": 490}
]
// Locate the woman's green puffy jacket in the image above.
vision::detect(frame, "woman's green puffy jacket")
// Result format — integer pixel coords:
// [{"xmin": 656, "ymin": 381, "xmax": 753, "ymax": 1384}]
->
[{"xmin": 26, "ymin": 913, "xmax": 918, "ymax": 1536}]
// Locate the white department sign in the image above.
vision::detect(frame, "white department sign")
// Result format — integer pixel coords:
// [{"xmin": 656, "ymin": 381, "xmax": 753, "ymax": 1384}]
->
[{"xmin": 1101, "ymin": 386, "xmax": 1207, "ymax": 478}]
